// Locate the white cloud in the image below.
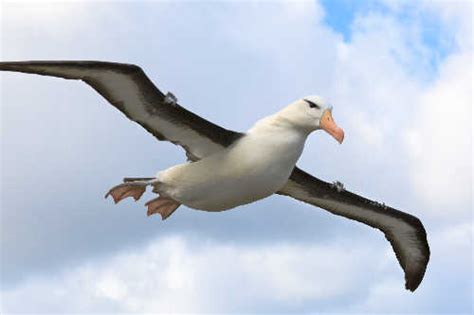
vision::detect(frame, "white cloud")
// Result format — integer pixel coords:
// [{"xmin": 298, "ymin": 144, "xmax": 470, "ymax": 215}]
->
[
  {"xmin": 348, "ymin": 109, "xmax": 385, "ymax": 149},
  {"xmin": 0, "ymin": 236, "xmax": 378, "ymax": 313},
  {"xmin": 1, "ymin": 224, "xmax": 472, "ymax": 313},
  {"xmin": 405, "ymin": 52, "xmax": 472, "ymax": 217},
  {"xmin": 422, "ymin": 0, "xmax": 473, "ymax": 52},
  {"xmin": 4, "ymin": 224, "xmax": 469, "ymax": 313}
]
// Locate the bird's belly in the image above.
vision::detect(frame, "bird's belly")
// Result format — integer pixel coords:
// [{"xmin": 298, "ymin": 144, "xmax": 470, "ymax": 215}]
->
[
  {"xmin": 158, "ymin": 158, "xmax": 294, "ymax": 211},
  {"xmin": 158, "ymin": 133, "xmax": 305, "ymax": 211},
  {"xmin": 186, "ymin": 170, "xmax": 288, "ymax": 211}
]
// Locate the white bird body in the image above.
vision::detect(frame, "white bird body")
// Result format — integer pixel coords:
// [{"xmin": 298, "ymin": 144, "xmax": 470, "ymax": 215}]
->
[{"xmin": 157, "ymin": 113, "xmax": 308, "ymax": 211}]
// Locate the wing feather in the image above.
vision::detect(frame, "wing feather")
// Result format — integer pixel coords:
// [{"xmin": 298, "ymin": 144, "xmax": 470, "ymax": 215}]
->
[
  {"xmin": 0, "ymin": 60, "xmax": 242, "ymax": 160},
  {"xmin": 278, "ymin": 167, "xmax": 430, "ymax": 291}
]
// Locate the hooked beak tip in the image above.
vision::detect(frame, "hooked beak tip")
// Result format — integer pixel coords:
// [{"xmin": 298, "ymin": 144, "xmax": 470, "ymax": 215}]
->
[{"xmin": 336, "ymin": 129, "xmax": 344, "ymax": 144}]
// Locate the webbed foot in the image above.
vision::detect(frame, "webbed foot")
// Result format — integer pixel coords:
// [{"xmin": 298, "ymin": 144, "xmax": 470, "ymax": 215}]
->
[
  {"xmin": 145, "ymin": 196, "xmax": 180, "ymax": 220},
  {"xmin": 105, "ymin": 182, "xmax": 147, "ymax": 203}
]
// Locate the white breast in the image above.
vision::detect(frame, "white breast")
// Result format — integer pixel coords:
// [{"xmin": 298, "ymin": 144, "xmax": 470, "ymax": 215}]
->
[{"xmin": 157, "ymin": 127, "xmax": 307, "ymax": 211}]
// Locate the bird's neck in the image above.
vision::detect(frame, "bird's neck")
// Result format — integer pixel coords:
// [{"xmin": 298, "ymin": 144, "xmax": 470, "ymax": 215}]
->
[
  {"xmin": 243, "ymin": 115, "xmax": 308, "ymax": 172},
  {"xmin": 249, "ymin": 114, "xmax": 312, "ymax": 138},
  {"xmin": 247, "ymin": 114, "xmax": 310, "ymax": 160}
]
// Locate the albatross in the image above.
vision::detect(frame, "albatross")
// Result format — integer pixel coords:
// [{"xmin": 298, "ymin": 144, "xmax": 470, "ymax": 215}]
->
[{"xmin": 0, "ymin": 61, "xmax": 429, "ymax": 291}]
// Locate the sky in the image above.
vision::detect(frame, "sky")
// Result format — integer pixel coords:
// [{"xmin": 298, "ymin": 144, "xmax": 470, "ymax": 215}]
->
[{"xmin": 0, "ymin": 0, "xmax": 472, "ymax": 313}]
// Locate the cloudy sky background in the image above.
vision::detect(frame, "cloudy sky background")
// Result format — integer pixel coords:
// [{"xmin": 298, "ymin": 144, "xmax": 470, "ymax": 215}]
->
[{"xmin": 0, "ymin": 0, "xmax": 472, "ymax": 313}]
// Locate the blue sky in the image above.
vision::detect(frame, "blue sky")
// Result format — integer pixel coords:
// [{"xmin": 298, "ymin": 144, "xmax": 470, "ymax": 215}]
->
[
  {"xmin": 0, "ymin": 0, "xmax": 472, "ymax": 313},
  {"xmin": 321, "ymin": 0, "xmax": 453, "ymax": 67}
]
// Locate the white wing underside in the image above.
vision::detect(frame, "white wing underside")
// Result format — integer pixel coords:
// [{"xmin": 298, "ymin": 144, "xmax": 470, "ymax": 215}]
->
[
  {"xmin": 0, "ymin": 61, "xmax": 239, "ymax": 161},
  {"xmin": 0, "ymin": 61, "xmax": 429, "ymax": 291}
]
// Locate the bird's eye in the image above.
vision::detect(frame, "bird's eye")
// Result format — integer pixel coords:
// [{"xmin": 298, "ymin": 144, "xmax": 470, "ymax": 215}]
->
[{"xmin": 304, "ymin": 99, "xmax": 320, "ymax": 109}]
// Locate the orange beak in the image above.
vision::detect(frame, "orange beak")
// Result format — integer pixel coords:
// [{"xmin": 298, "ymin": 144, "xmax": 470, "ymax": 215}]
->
[{"xmin": 320, "ymin": 110, "xmax": 344, "ymax": 144}]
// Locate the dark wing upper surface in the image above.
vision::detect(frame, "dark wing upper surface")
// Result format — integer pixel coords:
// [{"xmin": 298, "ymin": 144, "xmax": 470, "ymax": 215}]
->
[
  {"xmin": 279, "ymin": 167, "xmax": 430, "ymax": 291},
  {"xmin": 0, "ymin": 61, "xmax": 242, "ymax": 161},
  {"xmin": 0, "ymin": 60, "xmax": 429, "ymax": 291}
]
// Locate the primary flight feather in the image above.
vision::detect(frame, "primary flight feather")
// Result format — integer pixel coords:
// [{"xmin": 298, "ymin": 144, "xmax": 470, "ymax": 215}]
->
[{"xmin": 0, "ymin": 60, "xmax": 429, "ymax": 291}]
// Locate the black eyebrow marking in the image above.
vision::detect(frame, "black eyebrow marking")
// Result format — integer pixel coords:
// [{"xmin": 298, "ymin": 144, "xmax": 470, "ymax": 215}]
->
[{"xmin": 304, "ymin": 99, "xmax": 320, "ymax": 109}]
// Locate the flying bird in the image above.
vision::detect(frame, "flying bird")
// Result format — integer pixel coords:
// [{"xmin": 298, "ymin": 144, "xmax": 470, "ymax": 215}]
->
[{"xmin": 0, "ymin": 61, "xmax": 429, "ymax": 291}]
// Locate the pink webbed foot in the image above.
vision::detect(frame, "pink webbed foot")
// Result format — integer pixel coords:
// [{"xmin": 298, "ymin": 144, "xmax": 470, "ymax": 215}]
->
[
  {"xmin": 105, "ymin": 183, "xmax": 147, "ymax": 204},
  {"xmin": 145, "ymin": 196, "xmax": 181, "ymax": 220}
]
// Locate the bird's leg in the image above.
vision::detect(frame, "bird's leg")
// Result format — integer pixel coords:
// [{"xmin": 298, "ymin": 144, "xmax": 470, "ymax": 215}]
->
[
  {"xmin": 105, "ymin": 179, "xmax": 156, "ymax": 204},
  {"xmin": 145, "ymin": 196, "xmax": 181, "ymax": 220}
]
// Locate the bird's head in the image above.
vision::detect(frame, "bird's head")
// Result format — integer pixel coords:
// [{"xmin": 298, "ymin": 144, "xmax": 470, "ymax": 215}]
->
[{"xmin": 277, "ymin": 95, "xmax": 344, "ymax": 144}]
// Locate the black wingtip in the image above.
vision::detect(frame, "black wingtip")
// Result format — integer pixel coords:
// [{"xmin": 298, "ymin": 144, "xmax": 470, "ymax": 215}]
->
[
  {"xmin": 403, "ymin": 258, "xmax": 429, "ymax": 292},
  {"xmin": 405, "ymin": 277, "xmax": 420, "ymax": 292}
]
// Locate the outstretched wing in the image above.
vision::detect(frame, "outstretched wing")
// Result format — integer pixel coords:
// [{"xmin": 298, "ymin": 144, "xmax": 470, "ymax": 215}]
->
[
  {"xmin": 278, "ymin": 167, "xmax": 430, "ymax": 291},
  {"xmin": 0, "ymin": 60, "xmax": 243, "ymax": 161}
]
